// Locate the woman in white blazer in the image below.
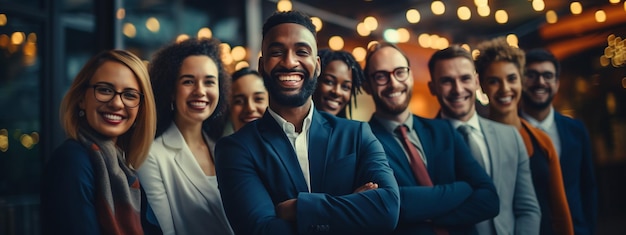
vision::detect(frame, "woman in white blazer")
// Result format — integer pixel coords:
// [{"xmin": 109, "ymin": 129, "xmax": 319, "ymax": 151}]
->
[{"xmin": 137, "ymin": 38, "xmax": 233, "ymax": 235}]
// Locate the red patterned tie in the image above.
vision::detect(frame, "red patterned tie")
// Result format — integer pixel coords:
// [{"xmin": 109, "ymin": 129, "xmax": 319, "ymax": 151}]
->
[
  {"xmin": 396, "ymin": 125, "xmax": 432, "ymax": 186},
  {"xmin": 396, "ymin": 125, "xmax": 449, "ymax": 235}
]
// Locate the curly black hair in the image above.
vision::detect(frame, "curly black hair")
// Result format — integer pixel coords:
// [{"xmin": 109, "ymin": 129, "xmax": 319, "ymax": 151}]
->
[
  {"xmin": 316, "ymin": 49, "xmax": 364, "ymax": 118},
  {"xmin": 474, "ymin": 37, "xmax": 525, "ymax": 83},
  {"xmin": 149, "ymin": 38, "xmax": 230, "ymax": 140}
]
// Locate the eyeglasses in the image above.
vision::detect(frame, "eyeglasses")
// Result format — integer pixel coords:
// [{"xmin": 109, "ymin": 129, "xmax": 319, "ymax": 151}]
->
[
  {"xmin": 525, "ymin": 70, "xmax": 556, "ymax": 82},
  {"xmin": 90, "ymin": 84, "xmax": 143, "ymax": 108},
  {"xmin": 369, "ymin": 67, "xmax": 410, "ymax": 85}
]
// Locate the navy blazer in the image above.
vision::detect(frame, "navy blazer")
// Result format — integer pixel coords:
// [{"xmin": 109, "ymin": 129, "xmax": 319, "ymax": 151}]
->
[
  {"xmin": 369, "ymin": 115, "xmax": 499, "ymax": 235},
  {"xmin": 215, "ymin": 110, "xmax": 400, "ymax": 235},
  {"xmin": 554, "ymin": 112, "xmax": 598, "ymax": 235}
]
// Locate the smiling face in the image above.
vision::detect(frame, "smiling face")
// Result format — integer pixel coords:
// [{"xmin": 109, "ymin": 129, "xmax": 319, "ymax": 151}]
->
[
  {"xmin": 79, "ymin": 61, "xmax": 140, "ymax": 141},
  {"xmin": 480, "ymin": 61, "xmax": 522, "ymax": 117},
  {"xmin": 230, "ymin": 74, "xmax": 268, "ymax": 131},
  {"xmin": 313, "ymin": 60, "xmax": 353, "ymax": 115},
  {"xmin": 363, "ymin": 46, "xmax": 413, "ymax": 117},
  {"xmin": 522, "ymin": 61, "xmax": 559, "ymax": 110},
  {"xmin": 173, "ymin": 55, "xmax": 219, "ymax": 127},
  {"xmin": 429, "ymin": 57, "xmax": 479, "ymax": 122},
  {"xmin": 259, "ymin": 23, "xmax": 320, "ymax": 108}
]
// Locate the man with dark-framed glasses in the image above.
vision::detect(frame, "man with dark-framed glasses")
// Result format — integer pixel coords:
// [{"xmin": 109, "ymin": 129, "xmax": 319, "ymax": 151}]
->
[
  {"xmin": 520, "ymin": 48, "xmax": 598, "ymax": 235},
  {"xmin": 362, "ymin": 41, "xmax": 499, "ymax": 234}
]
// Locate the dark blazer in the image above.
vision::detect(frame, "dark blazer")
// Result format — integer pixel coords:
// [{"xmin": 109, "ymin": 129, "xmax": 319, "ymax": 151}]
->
[
  {"xmin": 554, "ymin": 112, "xmax": 598, "ymax": 235},
  {"xmin": 215, "ymin": 110, "xmax": 400, "ymax": 235},
  {"xmin": 369, "ymin": 115, "xmax": 499, "ymax": 235}
]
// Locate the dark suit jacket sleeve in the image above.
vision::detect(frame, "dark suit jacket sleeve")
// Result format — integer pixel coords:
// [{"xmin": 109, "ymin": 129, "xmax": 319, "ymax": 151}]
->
[
  {"xmin": 296, "ymin": 122, "xmax": 400, "ymax": 234},
  {"xmin": 578, "ymin": 120, "xmax": 598, "ymax": 233},
  {"xmin": 511, "ymin": 129, "xmax": 542, "ymax": 235},
  {"xmin": 430, "ymin": 130, "xmax": 500, "ymax": 226},
  {"xmin": 41, "ymin": 140, "xmax": 100, "ymax": 235},
  {"xmin": 398, "ymin": 182, "xmax": 473, "ymax": 222},
  {"xmin": 215, "ymin": 136, "xmax": 296, "ymax": 235}
]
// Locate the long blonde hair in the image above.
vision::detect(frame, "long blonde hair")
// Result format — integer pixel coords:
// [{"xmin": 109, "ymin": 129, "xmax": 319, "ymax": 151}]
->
[{"xmin": 59, "ymin": 50, "xmax": 156, "ymax": 168}]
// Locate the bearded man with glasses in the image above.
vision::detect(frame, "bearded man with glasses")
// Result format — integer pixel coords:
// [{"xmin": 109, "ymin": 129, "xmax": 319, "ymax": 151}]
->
[
  {"xmin": 362, "ymin": 42, "xmax": 499, "ymax": 235},
  {"xmin": 520, "ymin": 48, "xmax": 598, "ymax": 235}
]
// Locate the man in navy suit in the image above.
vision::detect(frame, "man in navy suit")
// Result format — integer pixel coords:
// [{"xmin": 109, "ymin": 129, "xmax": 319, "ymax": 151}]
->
[
  {"xmin": 362, "ymin": 41, "xmax": 499, "ymax": 235},
  {"xmin": 215, "ymin": 11, "xmax": 400, "ymax": 235},
  {"xmin": 428, "ymin": 45, "xmax": 540, "ymax": 234},
  {"xmin": 520, "ymin": 48, "xmax": 598, "ymax": 235}
]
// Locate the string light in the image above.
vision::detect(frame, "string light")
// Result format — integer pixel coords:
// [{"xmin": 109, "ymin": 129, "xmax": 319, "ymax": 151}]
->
[
  {"xmin": 197, "ymin": 27, "xmax": 212, "ymax": 39},
  {"xmin": 546, "ymin": 10, "xmax": 558, "ymax": 24},
  {"xmin": 277, "ymin": 0, "xmax": 292, "ymax": 12},
  {"xmin": 357, "ymin": 22, "xmax": 370, "ymax": 36},
  {"xmin": 570, "ymin": 2, "xmax": 583, "ymax": 15},
  {"xmin": 457, "ymin": 6, "xmax": 472, "ymax": 21},
  {"xmin": 364, "ymin": 16, "xmax": 378, "ymax": 31},
  {"xmin": 329, "ymin": 36, "xmax": 344, "ymax": 50},
  {"xmin": 532, "ymin": 0, "xmax": 545, "ymax": 12},
  {"xmin": 352, "ymin": 47, "xmax": 366, "ymax": 62},
  {"xmin": 311, "ymin": 17, "xmax": 323, "ymax": 32},
  {"xmin": 595, "ymin": 10, "xmax": 607, "ymax": 23},
  {"xmin": 406, "ymin": 9, "xmax": 421, "ymax": 23},
  {"xmin": 495, "ymin": 10, "xmax": 508, "ymax": 24},
  {"xmin": 431, "ymin": 1, "xmax": 446, "ymax": 15},
  {"xmin": 478, "ymin": 5, "xmax": 491, "ymax": 17},
  {"xmin": 123, "ymin": 23, "xmax": 136, "ymax": 38}
]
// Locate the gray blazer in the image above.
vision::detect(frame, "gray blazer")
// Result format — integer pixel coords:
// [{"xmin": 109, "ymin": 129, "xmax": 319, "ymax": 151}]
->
[{"xmin": 474, "ymin": 116, "xmax": 541, "ymax": 235}]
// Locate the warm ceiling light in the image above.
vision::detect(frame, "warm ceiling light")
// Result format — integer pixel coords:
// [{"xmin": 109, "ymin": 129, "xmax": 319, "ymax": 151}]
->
[
  {"xmin": 546, "ymin": 10, "xmax": 558, "ymax": 24},
  {"xmin": 406, "ymin": 9, "xmax": 421, "ymax": 23},
  {"xmin": 384, "ymin": 29, "xmax": 399, "ymax": 43},
  {"xmin": 461, "ymin": 44, "xmax": 471, "ymax": 52},
  {"xmin": 0, "ymin": 14, "xmax": 6, "ymax": 26},
  {"xmin": 495, "ymin": 10, "xmax": 508, "ymax": 24},
  {"xmin": 431, "ymin": 1, "xmax": 446, "ymax": 15},
  {"xmin": 27, "ymin": 33, "xmax": 37, "ymax": 43},
  {"xmin": 197, "ymin": 27, "xmax": 212, "ymax": 39},
  {"xmin": 474, "ymin": 0, "xmax": 488, "ymax": 7},
  {"xmin": 418, "ymin": 33, "xmax": 432, "ymax": 48},
  {"xmin": 434, "ymin": 37, "xmax": 449, "ymax": 50},
  {"xmin": 176, "ymin": 34, "xmax": 189, "ymax": 43},
  {"xmin": 532, "ymin": 0, "xmax": 545, "ymax": 12},
  {"xmin": 364, "ymin": 16, "xmax": 378, "ymax": 31},
  {"xmin": 11, "ymin": 32, "xmax": 25, "ymax": 45},
  {"xmin": 277, "ymin": 0, "xmax": 292, "ymax": 12},
  {"xmin": 397, "ymin": 28, "xmax": 410, "ymax": 43},
  {"xmin": 311, "ymin": 17, "xmax": 323, "ymax": 32},
  {"xmin": 356, "ymin": 22, "xmax": 371, "ymax": 36},
  {"xmin": 116, "ymin": 8, "xmax": 125, "ymax": 20},
  {"xmin": 600, "ymin": 55, "xmax": 610, "ymax": 67},
  {"xmin": 429, "ymin": 34, "xmax": 440, "ymax": 48},
  {"xmin": 146, "ymin": 17, "xmax": 160, "ymax": 32},
  {"xmin": 570, "ymin": 2, "xmax": 583, "ymax": 15},
  {"xmin": 457, "ymin": 6, "xmax": 472, "ymax": 20},
  {"xmin": 595, "ymin": 10, "xmax": 607, "ymax": 22},
  {"xmin": 231, "ymin": 46, "xmax": 247, "ymax": 61},
  {"xmin": 235, "ymin": 61, "xmax": 250, "ymax": 71},
  {"xmin": 352, "ymin": 47, "xmax": 366, "ymax": 62},
  {"xmin": 367, "ymin": 41, "xmax": 379, "ymax": 50},
  {"xmin": 506, "ymin": 34, "xmax": 518, "ymax": 47},
  {"xmin": 123, "ymin": 23, "xmax": 136, "ymax": 38},
  {"xmin": 221, "ymin": 53, "xmax": 233, "ymax": 65},
  {"xmin": 609, "ymin": 0, "xmax": 619, "ymax": 4},
  {"xmin": 329, "ymin": 36, "xmax": 344, "ymax": 50},
  {"xmin": 472, "ymin": 49, "xmax": 480, "ymax": 60},
  {"xmin": 478, "ymin": 5, "xmax": 491, "ymax": 17}
]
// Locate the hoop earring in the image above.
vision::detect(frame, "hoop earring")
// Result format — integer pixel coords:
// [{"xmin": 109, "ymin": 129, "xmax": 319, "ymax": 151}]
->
[{"xmin": 79, "ymin": 110, "xmax": 85, "ymax": 117}]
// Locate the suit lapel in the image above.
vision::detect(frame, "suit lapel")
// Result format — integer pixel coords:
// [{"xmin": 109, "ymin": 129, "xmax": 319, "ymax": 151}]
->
[
  {"xmin": 554, "ymin": 112, "xmax": 570, "ymax": 161},
  {"xmin": 258, "ymin": 112, "xmax": 309, "ymax": 193},
  {"xmin": 307, "ymin": 111, "xmax": 329, "ymax": 192},
  {"xmin": 370, "ymin": 118, "xmax": 415, "ymax": 182},
  {"xmin": 479, "ymin": 117, "xmax": 498, "ymax": 178},
  {"xmin": 163, "ymin": 125, "xmax": 214, "ymax": 202},
  {"xmin": 412, "ymin": 116, "xmax": 434, "ymax": 176}
]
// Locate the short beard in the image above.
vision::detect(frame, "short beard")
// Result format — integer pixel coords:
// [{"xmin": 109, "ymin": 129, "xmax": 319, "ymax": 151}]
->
[
  {"xmin": 263, "ymin": 66, "xmax": 318, "ymax": 107},
  {"xmin": 522, "ymin": 91, "xmax": 553, "ymax": 111},
  {"xmin": 372, "ymin": 89, "xmax": 411, "ymax": 116}
]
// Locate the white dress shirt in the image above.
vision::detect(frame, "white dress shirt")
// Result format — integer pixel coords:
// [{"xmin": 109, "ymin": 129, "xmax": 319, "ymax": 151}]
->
[
  {"xmin": 267, "ymin": 101, "xmax": 314, "ymax": 192},
  {"xmin": 521, "ymin": 107, "xmax": 561, "ymax": 157}
]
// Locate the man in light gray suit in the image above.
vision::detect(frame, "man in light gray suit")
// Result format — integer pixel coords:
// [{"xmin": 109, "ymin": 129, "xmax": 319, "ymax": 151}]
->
[{"xmin": 428, "ymin": 45, "xmax": 541, "ymax": 235}]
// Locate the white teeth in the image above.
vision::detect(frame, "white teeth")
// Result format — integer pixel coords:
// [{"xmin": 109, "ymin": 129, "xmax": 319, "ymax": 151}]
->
[
  {"xmin": 278, "ymin": 75, "xmax": 301, "ymax": 81},
  {"xmin": 103, "ymin": 113, "xmax": 122, "ymax": 121},
  {"xmin": 498, "ymin": 97, "xmax": 512, "ymax": 103},
  {"xmin": 387, "ymin": 92, "xmax": 402, "ymax": 98},
  {"xmin": 189, "ymin": 102, "xmax": 207, "ymax": 108},
  {"xmin": 532, "ymin": 89, "xmax": 547, "ymax": 95},
  {"xmin": 326, "ymin": 100, "xmax": 340, "ymax": 109}
]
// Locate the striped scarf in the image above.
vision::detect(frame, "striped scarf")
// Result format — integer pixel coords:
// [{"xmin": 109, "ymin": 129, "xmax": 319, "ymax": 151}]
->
[{"xmin": 78, "ymin": 128, "xmax": 143, "ymax": 234}]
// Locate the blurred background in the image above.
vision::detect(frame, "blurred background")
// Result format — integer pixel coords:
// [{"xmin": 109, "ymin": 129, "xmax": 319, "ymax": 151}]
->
[{"xmin": 1, "ymin": 0, "xmax": 624, "ymax": 234}]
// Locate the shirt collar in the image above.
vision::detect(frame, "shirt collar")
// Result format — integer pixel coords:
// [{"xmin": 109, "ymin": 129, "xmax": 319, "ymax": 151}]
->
[
  {"xmin": 373, "ymin": 113, "xmax": 414, "ymax": 134},
  {"xmin": 442, "ymin": 111, "xmax": 482, "ymax": 132},
  {"xmin": 520, "ymin": 106, "xmax": 555, "ymax": 131},
  {"xmin": 267, "ymin": 100, "xmax": 315, "ymax": 134}
]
